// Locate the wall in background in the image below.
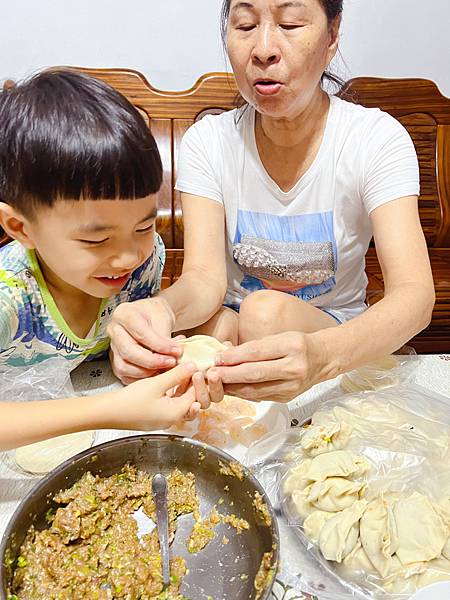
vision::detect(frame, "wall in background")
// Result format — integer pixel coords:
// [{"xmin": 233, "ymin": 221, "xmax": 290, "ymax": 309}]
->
[{"xmin": 1, "ymin": 0, "xmax": 449, "ymax": 96}]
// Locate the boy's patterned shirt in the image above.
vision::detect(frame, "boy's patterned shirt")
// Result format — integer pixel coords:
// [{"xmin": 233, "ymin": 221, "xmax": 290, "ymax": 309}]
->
[{"xmin": 0, "ymin": 235, "xmax": 165, "ymax": 370}]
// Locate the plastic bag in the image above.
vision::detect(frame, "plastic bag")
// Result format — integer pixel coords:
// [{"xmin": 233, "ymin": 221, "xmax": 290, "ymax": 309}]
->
[
  {"xmin": 245, "ymin": 383, "xmax": 450, "ymax": 599},
  {"xmin": 0, "ymin": 358, "xmax": 95, "ymax": 475},
  {"xmin": 340, "ymin": 349, "xmax": 418, "ymax": 394},
  {"xmin": 0, "ymin": 357, "xmax": 74, "ymax": 402}
]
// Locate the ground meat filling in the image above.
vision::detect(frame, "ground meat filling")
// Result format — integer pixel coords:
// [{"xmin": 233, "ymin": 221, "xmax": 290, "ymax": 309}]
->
[{"xmin": 10, "ymin": 466, "xmax": 198, "ymax": 600}]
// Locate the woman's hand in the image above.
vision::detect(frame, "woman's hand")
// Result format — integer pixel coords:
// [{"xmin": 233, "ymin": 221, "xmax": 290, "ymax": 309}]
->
[
  {"xmin": 208, "ymin": 331, "xmax": 330, "ymax": 403},
  {"xmin": 107, "ymin": 296, "xmax": 182, "ymax": 384},
  {"xmin": 103, "ymin": 363, "xmax": 202, "ymax": 430}
]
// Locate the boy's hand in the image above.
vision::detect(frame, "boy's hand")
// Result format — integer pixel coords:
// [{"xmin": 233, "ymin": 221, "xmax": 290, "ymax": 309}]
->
[
  {"xmin": 108, "ymin": 297, "xmax": 181, "ymax": 384},
  {"xmin": 105, "ymin": 363, "xmax": 201, "ymax": 430}
]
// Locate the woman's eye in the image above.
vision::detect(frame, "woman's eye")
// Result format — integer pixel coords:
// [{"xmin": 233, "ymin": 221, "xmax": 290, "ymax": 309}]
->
[
  {"xmin": 137, "ymin": 224, "xmax": 155, "ymax": 233},
  {"xmin": 236, "ymin": 24, "xmax": 256, "ymax": 31},
  {"xmin": 279, "ymin": 24, "xmax": 301, "ymax": 30}
]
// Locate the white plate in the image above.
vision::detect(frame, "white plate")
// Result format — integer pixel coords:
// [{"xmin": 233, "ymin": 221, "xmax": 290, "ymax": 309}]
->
[{"xmin": 167, "ymin": 396, "xmax": 290, "ymax": 463}]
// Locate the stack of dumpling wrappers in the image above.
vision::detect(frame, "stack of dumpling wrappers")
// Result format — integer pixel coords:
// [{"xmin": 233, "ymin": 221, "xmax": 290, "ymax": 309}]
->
[{"xmin": 282, "ymin": 392, "xmax": 450, "ymax": 597}]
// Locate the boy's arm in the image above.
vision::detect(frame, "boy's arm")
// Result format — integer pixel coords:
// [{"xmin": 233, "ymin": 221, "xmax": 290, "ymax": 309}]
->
[{"xmin": 0, "ymin": 364, "xmax": 201, "ymax": 451}]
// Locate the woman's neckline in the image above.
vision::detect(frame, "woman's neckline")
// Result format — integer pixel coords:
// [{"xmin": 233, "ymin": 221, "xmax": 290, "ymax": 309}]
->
[{"xmin": 248, "ymin": 94, "xmax": 338, "ymax": 200}]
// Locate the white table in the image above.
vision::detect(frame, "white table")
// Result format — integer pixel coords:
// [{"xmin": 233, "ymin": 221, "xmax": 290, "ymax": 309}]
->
[{"xmin": 1, "ymin": 354, "xmax": 449, "ymax": 600}]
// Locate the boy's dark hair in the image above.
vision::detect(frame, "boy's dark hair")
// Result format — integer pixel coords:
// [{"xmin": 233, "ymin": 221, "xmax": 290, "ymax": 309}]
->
[{"xmin": 0, "ymin": 70, "xmax": 162, "ymax": 216}]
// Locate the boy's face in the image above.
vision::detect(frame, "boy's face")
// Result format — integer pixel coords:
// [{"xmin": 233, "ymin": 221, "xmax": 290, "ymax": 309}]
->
[{"xmin": 22, "ymin": 196, "xmax": 158, "ymax": 298}]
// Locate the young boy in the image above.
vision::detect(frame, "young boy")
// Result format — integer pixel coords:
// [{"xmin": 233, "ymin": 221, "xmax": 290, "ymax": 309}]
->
[{"xmin": 0, "ymin": 69, "xmax": 209, "ymax": 448}]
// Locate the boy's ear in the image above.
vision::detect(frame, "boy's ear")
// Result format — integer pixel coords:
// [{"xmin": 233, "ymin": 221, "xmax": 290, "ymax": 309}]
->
[{"xmin": 0, "ymin": 202, "xmax": 36, "ymax": 249}]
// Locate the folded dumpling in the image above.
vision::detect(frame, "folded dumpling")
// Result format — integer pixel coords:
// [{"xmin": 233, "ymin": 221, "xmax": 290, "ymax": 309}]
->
[
  {"xmin": 300, "ymin": 420, "xmax": 352, "ymax": 457},
  {"xmin": 283, "ymin": 458, "xmax": 312, "ymax": 495},
  {"xmin": 359, "ymin": 496, "xmax": 399, "ymax": 577},
  {"xmin": 303, "ymin": 510, "xmax": 334, "ymax": 544},
  {"xmin": 394, "ymin": 492, "xmax": 448, "ymax": 564},
  {"xmin": 342, "ymin": 541, "xmax": 377, "ymax": 574},
  {"xmin": 306, "ymin": 450, "xmax": 369, "ymax": 483},
  {"xmin": 318, "ymin": 499, "xmax": 368, "ymax": 562},
  {"xmin": 306, "ymin": 477, "xmax": 367, "ymax": 512}
]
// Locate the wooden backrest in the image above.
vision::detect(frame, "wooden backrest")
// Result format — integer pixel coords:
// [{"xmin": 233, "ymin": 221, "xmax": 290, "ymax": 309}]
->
[
  {"xmin": 339, "ymin": 78, "xmax": 450, "ymax": 247},
  {"xmin": 1, "ymin": 69, "xmax": 450, "ymax": 251}
]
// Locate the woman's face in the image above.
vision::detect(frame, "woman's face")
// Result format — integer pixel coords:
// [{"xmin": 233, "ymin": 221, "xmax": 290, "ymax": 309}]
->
[{"xmin": 226, "ymin": 0, "xmax": 340, "ymax": 120}]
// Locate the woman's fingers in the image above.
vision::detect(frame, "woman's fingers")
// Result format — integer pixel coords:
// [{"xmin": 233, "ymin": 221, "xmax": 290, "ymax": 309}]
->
[
  {"xmin": 210, "ymin": 355, "xmax": 304, "ymax": 385},
  {"xmin": 111, "ymin": 325, "xmax": 177, "ymax": 371},
  {"xmin": 192, "ymin": 372, "xmax": 211, "ymax": 410},
  {"xmin": 223, "ymin": 379, "xmax": 303, "ymax": 403},
  {"xmin": 206, "ymin": 370, "xmax": 224, "ymax": 403},
  {"xmin": 109, "ymin": 302, "xmax": 181, "ymax": 357}
]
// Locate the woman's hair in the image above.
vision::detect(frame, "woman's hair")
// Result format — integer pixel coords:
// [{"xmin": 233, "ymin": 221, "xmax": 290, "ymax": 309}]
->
[
  {"xmin": 220, "ymin": 0, "xmax": 344, "ymax": 91},
  {"xmin": 0, "ymin": 70, "xmax": 162, "ymax": 217}
]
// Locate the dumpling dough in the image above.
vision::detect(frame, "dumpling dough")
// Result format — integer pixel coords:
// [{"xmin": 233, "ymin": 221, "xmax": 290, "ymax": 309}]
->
[
  {"xmin": 283, "ymin": 458, "xmax": 313, "ymax": 495},
  {"xmin": 178, "ymin": 335, "xmax": 227, "ymax": 371},
  {"xmin": 303, "ymin": 510, "xmax": 334, "ymax": 544},
  {"xmin": 394, "ymin": 492, "xmax": 448, "ymax": 564},
  {"xmin": 306, "ymin": 477, "xmax": 367, "ymax": 512},
  {"xmin": 359, "ymin": 496, "xmax": 399, "ymax": 577},
  {"xmin": 306, "ymin": 450, "xmax": 369, "ymax": 483},
  {"xmin": 14, "ymin": 431, "xmax": 95, "ymax": 475},
  {"xmin": 342, "ymin": 541, "xmax": 377, "ymax": 575},
  {"xmin": 300, "ymin": 420, "xmax": 352, "ymax": 457},
  {"xmin": 318, "ymin": 499, "xmax": 368, "ymax": 563}
]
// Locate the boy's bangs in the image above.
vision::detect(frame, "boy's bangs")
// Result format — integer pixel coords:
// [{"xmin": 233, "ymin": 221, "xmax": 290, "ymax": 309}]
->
[{"xmin": 0, "ymin": 70, "xmax": 163, "ymax": 214}]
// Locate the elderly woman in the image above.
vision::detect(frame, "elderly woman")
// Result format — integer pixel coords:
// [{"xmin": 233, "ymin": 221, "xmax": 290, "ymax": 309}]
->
[{"xmin": 108, "ymin": 0, "xmax": 434, "ymax": 402}]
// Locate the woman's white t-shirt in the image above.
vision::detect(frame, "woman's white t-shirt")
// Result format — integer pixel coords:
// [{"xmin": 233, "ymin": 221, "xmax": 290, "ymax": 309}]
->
[{"xmin": 175, "ymin": 96, "xmax": 420, "ymax": 320}]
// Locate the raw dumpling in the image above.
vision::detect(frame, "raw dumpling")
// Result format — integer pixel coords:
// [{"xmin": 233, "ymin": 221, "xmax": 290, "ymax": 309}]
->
[
  {"xmin": 306, "ymin": 477, "xmax": 367, "ymax": 512},
  {"xmin": 306, "ymin": 450, "xmax": 369, "ymax": 483},
  {"xmin": 291, "ymin": 488, "xmax": 315, "ymax": 519},
  {"xmin": 283, "ymin": 458, "xmax": 313, "ymax": 495},
  {"xmin": 342, "ymin": 541, "xmax": 377, "ymax": 575},
  {"xmin": 394, "ymin": 492, "xmax": 448, "ymax": 564},
  {"xmin": 300, "ymin": 420, "xmax": 352, "ymax": 456},
  {"xmin": 178, "ymin": 335, "xmax": 227, "ymax": 371},
  {"xmin": 318, "ymin": 499, "xmax": 368, "ymax": 563},
  {"xmin": 303, "ymin": 510, "xmax": 334, "ymax": 544},
  {"xmin": 359, "ymin": 496, "xmax": 399, "ymax": 577}
]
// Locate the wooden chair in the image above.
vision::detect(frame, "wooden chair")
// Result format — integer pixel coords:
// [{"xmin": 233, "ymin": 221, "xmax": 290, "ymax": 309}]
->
[{"xmin": 1, "ymin": 69, "xmax": 449, "ymax": 352}]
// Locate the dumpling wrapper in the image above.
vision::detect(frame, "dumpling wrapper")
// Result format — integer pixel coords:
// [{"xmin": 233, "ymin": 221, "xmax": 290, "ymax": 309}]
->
[
  {"xmin": 178, "ymin": 335, "xmax": 227, "ymax": 371},
  {"xmin": 394, "ymin": 492, "xmax": 448, "ymax": 565},
  {"xmin": 359, "ymin": 496, "xmax": 399, "ymax": 577},
  {"xmin": 14, "ymin": 431, "xmax": 95, "ymax": 475},
  {"xmin": 300, "ymin": 420, "xmax": 352, "ymax": 457},
  {"xmin": 303, "ymin": 510, "xmax": 334, "ymax": 544},
  {"xmin": 283, "ymin": 458, "xmax": 313, "ymax": 495},
  {"xmin": 307, "ymin": 476, "xmax": 367, "ymax": 512},
  {"xmin": 318, "ymin": 499, "xmax": 368, "ymax": 563},
  {"xmin": 342, "ymin": 541, "xmax": 377, "ymax": 575},
  {"xmin": 306, "ymin": 450, "xmax": 369, "ymax": 483}
]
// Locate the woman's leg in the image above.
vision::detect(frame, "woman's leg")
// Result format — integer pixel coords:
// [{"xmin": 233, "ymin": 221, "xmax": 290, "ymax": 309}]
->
[
  {"xmin": 175, "ymin": 306, "xmax": 239, "ymax": 344},
  {"xmin": 238, "ymin": 290, "xmax": 337, "ymax": 343}
]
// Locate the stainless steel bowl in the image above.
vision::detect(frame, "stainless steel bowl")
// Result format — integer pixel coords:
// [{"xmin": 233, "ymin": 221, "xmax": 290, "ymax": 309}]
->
[{"xmin": 1, "ymin": 434, "xmax": 279, "ymax": 599}]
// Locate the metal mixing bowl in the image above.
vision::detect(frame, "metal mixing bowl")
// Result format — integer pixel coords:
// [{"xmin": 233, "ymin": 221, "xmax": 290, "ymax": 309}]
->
[{"xmin": 1, "ymin": 434, "xmax": 279, "ymax": 599}]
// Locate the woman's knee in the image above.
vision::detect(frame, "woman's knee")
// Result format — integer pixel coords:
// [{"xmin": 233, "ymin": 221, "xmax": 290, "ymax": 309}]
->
[{"xmin": 239, "ymin": 290, "xmax": 290, "ymax": 340}]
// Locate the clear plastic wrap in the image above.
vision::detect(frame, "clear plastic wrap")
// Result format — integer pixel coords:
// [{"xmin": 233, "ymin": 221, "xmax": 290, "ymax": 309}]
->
[
  {"xmin": 0, "ymin": 358, "xmax": 95, "ymax": 475},
  {"xmin": 340, "ymin": 350, "xmax": 418, "ymax": 394},
  {"xmin": 245, "ymin": 384, "xmax": 450, "ymax": 599}
]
